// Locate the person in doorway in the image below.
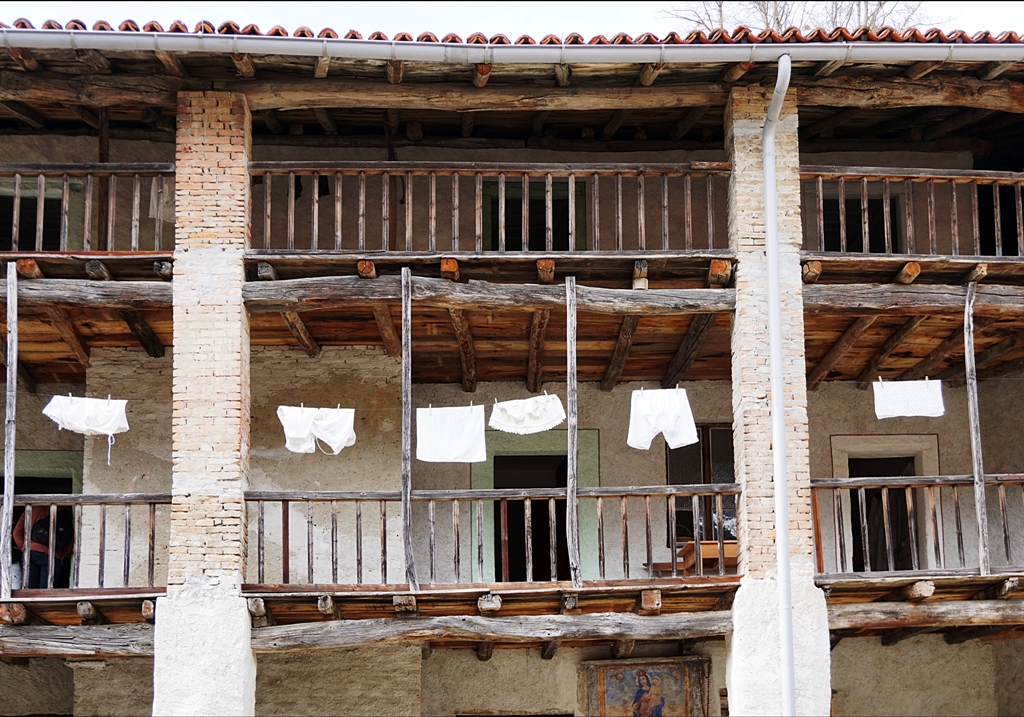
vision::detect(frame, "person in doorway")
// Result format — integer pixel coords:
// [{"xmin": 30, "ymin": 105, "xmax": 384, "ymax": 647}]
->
[{"xmin": 12, "ymin": 505, "xmax": 74, "ymax": 589}]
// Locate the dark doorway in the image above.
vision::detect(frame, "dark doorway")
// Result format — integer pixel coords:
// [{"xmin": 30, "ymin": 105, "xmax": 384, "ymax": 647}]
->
[
  {"xmin": 848, "ymin": 456, "xmax": 916, "ymax": 572},
  {"xmin": 492, "ymin": 454, "xmax": 569, "ymax": 582},
  {"xmin": 12, "ymin": 476, "xmax": 74, "ymax": 589}
]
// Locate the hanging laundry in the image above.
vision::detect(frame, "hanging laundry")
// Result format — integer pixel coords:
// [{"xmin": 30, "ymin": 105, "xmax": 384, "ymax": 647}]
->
[
  {"xmin": 148, "ymin": 176, "xmax": 175, "ymax": 221},
  {"xmin": 276, "ymin": 406, "xmax": 356, "ymax": 455},
  {"xmin": 488, "ymin": 394, "xmax": 566, "ymax": 435},
  {"xmin": 416, "ymin": 404, "xmax": 487, "ymax": 463},
  {"xmin": 627, "ymin": 388, "xmax": 699, "ymax": 450},
  {"xmin": 42, "ymin": 395, "xmax": 129, "ymax": 465},
  {"xmin": 873, "ymin": 379, "xmax": 945, "ymax": 419}
]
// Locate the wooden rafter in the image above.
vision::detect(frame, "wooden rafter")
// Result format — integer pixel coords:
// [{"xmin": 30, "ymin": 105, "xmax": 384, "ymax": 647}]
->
[
  {"xmin": 472, "ymin": 64, "xmax": 492, "ymax": 88},
  {"xmin": 855, "ymin": 316, "xmax": 927, "ymax": 389},
  {"xmin": 554, "ymin": 64, "xmax": 571, "ymax": 87},
  {"xmin": 45, "ymin": 307, "xmax": 90, "ymax": 368},
  {"xmin": 800, "ymin": 108, "xmax": 863, "ymax": 140},
  {"xmin": 526, "ymin": 260, "xmax": 555, "ymax": 393},
  {"xmin": 153, "ymin": 51, "xmax": 187, "ymax": 78},
  {"xmin": 903, "ymin": 60, "xmax": 943, "ymax": 80},
  {"xmin": 922, "ymin": 109, "xmax": 993, "ymax": 141},
  {"xmin": 670, "ymin": 107, "xmax": 707, "ymax": 142},
  {"xmin": 230, "ymin": 53, "xmax": 256, "ymax": 78},
  {"xmin": 601, "ymin": 110, "xmax": 632, "ymax": 140},
  {"xmin": 636, "ymin": 63, "xmax": 664, "ymax": 87},
  {"xmin": 806, "ymin": 316, "xmax": 876, "ymax": 390},
  {"xmin": 313, "ymin": 108, "xmax": 337, "ymax": 135},
  {"xmin": 718, "ymin": 62, "xmax": 754, "ymax": 84},
  {"xmin": 979, "ymin": 61, "xmax": 1016, "ymax": 81},
  {"xmin": 937, "ymin": 329, "xmax": 1024, "ymax": 381},
  {"xmin": 659, "ymin": 260, "xmax": 732, "ymax": 388},
  {"xmin": 898, "ymin": 318, "xmax": 995, "ymax": 382},
  {"xmin": 314, "ymin": 57, "xmax": 331, "ymax": 79},
  {"xmin": 601, "ymin": 261, "xmax": 648, "ymax": 391},
  {"xmin": 84, "ymin": 260, "xmax": 165, "ymax": 359},
  {"xmin": 386, "ymin": 60, "xmax": 404, "ymax": 85},
  {"xmin": 1, "ymin": 100, "xmax": 45, "ymax": 129},
  {"xmin": 6, "ymin": 47, "xmax": 38, "ymax": 72},
  {"xmin": 262, "ymin": 110, "xmax": 283, "ymax": 135},
  {"xmin": 63, "ymin": 104, "xmax": 100, "ymax": 129},
  {"xmin": 73, "ymin": 50, "xmax": 111, "ymax": 72},
  {"xmin": 256, "ymin": 262, "xmax": 320, "ymax": 358}
]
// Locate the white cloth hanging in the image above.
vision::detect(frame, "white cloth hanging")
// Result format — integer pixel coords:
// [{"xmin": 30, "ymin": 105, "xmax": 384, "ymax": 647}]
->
[
  {"xmin": 276, "ymin": 406, "xmax": 356, "ymax": 455},
  {"xmin": 416, "ymin": 404, "xmax": 487, "ymax": 463},
  {"xmin": 627, "ymin": 388, "xmax": 699, "ymax": 450},
  {"xmin": 42, "ymin": 395, "xmax": 129, "ymax": 465},
  {"xmin": 873, "ymin": 379, "xmax": 945, "ymax": 419},
  {"xmin": 488, "ymin": 394, "xmax": 566, "ymax": 435},
  {"xmin": 148, "ymin": 176, "xmax": 175, "ymax": 220}
]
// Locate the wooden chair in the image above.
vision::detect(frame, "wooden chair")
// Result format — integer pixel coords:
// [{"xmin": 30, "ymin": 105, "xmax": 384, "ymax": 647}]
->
[{"xmin": 647, "ymin": 540, "xmax": 739, "ymax": 577}]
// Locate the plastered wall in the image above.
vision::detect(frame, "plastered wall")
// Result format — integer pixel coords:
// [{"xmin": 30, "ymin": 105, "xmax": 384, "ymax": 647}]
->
[{"xmin": 0, "ymin": 658, "xmax": 73, "ymax": 716}]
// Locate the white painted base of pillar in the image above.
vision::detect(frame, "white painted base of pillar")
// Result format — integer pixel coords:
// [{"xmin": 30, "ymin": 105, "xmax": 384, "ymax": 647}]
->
[
  {"xmin": 726, "ymin": 575, "xmax": 831, "ymax": 716},
  {"xmin": 152, "ymin": 585, "xmax": 256, "ymax": 716}
]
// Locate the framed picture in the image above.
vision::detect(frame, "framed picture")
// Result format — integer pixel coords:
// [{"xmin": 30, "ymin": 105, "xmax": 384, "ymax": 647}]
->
[{"xmin": 579, "ymin": 656, "xmax": 711, "ymax": 717}]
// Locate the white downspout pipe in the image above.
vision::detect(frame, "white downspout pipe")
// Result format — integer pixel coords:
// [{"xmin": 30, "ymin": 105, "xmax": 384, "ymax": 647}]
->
[{"xmin": 762, "ymin": 53, "xmax": 796, "ymax": 717}]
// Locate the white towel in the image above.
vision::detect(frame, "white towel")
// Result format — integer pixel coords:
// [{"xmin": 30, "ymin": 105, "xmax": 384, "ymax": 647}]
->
[
  {"xmin": 43, "ymin": 395, "xmax": 129, "ymax": 465},
  {"xmin": 488, "ymin": 394, "xmax": 566, "ymax": 435},
  {"xmin": 873, "ymin": 380, "xmax": 945, "ymax": 419},
  {"xmin": 276, "ymin": 406, "xmax": 357, "ymax": 455},
  {"xmin": 416, "ymin": 405, "xmax": 487, "ymax": 463},
  {"xmin": 627, "ymin": 388, "xmax": 699, "ymax": 450}
]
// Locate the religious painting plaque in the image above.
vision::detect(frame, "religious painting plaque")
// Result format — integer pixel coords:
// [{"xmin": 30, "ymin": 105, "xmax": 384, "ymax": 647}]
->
[{"xmin": 579, "ymin": 656, "xmax": 711, "ymax": 717}]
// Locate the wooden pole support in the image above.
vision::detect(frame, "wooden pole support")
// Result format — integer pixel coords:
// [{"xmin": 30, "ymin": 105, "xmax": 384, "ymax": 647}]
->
[
  {"xmin": 893, "ymin": 261, "xmax": 921, "ymax": 284},
  {"xmin": 440, "ymin": 258, "xmax": 460, "ymax": 282},
  {"xmin": 802, "ymin": 261, "xmax": 822, "ymax": 284},
  {"xmin": 565, "ymin": 276, "xmax": 582, "ymax": 591},
  {"xmin": 1, "ymin": 262, "xmax": 16, "ymax": 599},
  {"xmin": 15, "ymin": 259, "xmax": 44, "ymax": 280},
  {"xmin": 357, "ymin": 260, "xmax": 378, "ymax": 280},
  {"xmin": 877, "ymin": 580, "xmax": 935, "ymax": 603},
  {"xmin": 401, "ymin": 268, "xmax": 419, "ymax": 591},
  {"xmin": 536, "ymin": 259, "xmax": 555, "ymax": 285},
  {"xmin": 964, "ymin": 282, "xmax": 991, "ymax": 576}
]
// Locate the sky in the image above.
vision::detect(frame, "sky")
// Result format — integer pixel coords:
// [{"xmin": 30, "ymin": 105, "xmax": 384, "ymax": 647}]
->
[{"xmin": 4, "ymin": 1, "xmax": 1023, "ymax": 39}]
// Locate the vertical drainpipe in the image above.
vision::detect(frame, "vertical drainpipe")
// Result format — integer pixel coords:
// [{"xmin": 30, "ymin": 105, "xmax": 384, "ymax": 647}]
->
[{"xmin": 762, "ymin": 53, "xmax": 797, "ymax": 717}]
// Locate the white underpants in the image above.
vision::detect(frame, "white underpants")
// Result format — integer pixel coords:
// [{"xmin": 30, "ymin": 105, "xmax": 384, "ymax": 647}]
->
[
  {"xmin": 488, "ymin": 394, "xmax": 566, "ymax": 435},
  {"xmin": 627, "ymin": 388, "xmax": 698, "ymax": 450},
  {"xmin": 276, "ymin": 406, "xmax": 357, "ymax": 455}
]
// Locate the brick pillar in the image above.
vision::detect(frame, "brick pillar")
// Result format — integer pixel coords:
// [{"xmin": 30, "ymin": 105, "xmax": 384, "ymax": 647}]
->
[
  {"xmin": 724, "ymin": 85, "xmax": 830, "ymax": 716},
  {"xmin": 153, "ymin": 91, "xmax": 256, "ymax": 717}
]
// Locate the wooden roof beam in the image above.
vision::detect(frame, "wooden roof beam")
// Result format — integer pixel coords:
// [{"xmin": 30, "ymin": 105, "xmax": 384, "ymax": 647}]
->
[
  {"xmin": 802, "ymin": 261, "xmax": 822, "ymax": 284},
  {"xmin": 527, "ymin": 259, "xmax": 555, "ymax": 393},
  {"xmin": 898, "ymin": 317, "xmax": 996, "ymax": 382},
  {"xmin": 813, "ymin": 59, "xmax": 847, "ymax": 78},
  {"xmin": 937, "ymin": 328, "xmax": 1024, "ymax": 381},
  {"xmin": 262, "ymin": 110, "xmax": 283, "ymax": 135},
  {"xmin": 63, "ymin": 104, "xmax": 100, "ymax": 129},
  {"xmin": 231, "ymin": 53, "xmax": 256, "ymax": 78},
  {"xmin": 855, "ymin": 316, "xmax": 927, "ymax": 389},
  {"xmin": 801, "ymin": 108, "xmax": 863, "ymax": 140},
  {"xmin": 807, "ymin": 316, "xmax": 876, "ymax": 389},
  {"xmin": 903, "ymin": 60, "xmax": 943, "ymax": 80},
  {"xmin": 1, "ymin": 100, "xmax": 46, "ymax": 129},
  {"xmin": 153, "ymin": 50, "xmax": 187, "ymax": 78},
  {"xmin": 877, "ymin": 580, "xmax": 935, "ymax": 603},
  {"xmin": 314, "ymin": 57, "xmax": 330, "ymax": 79},
  {"xmin": 979, "ymin": 61, "xmax": 1016, "ymax": 81},
  {"xmin": 531, "ymin": 110, "xmax": 551, "ymax": 138},
  {"xmin": 460, "ymin": 112, "xmax": 475, "ymax": 137},
  {"xmin": 974, "ymin": 577, "xmax": 1019, "ymax": 601},
  {"xmin": 554, "ymin": 64, "xmax": 571, "ymax": 87},
  {"xmin": 670, "ymin": 107, "xmax": 707, "ymax": 142},
  {"xmin": 73, "ymin": 49, "xmax": 112, "ymax": 72},
  {"xmin": 922, "ymin": 109, "xmax": 994, "ymax": 141},
  {"xmin": 893, "ymin": 261, "xmax": 921, "ymax": 284},
  {"xmin": 601, "ymin": 260, "xmax": 647, "ymax": 391},
  {"xmin": 313, "ymin": 108, "xmax": 337, "ymax": 135},
  {"xmin": 358, "ymin": 260, "xmax": 401, "ymax": 357},
  {"xmin": 449, "ymin": 308, "xmax": 477, "ymax": 392},
  {"xmin": 45, "ymin": 307, "xmax": 90, "ymax": 368},
  {"xmin": 802, "ymin": 283, "xmax": 1024, "ymax": 318},
  {"xmin": 660, "ymin": 260, "xmax": 732, "ymax": 388},
  {"xmin": 719, "ymin": 61, "xmax": 754, "ymax": 84},
  {"xmin": 472, "ymin": 64, "xmax": 492, "ymax": 88},
  {"xmin": 7, "ymin": 47, "xmax": 39, "ymax": 72},
  {"xmin": 880, "ymin": 626, "xmax": 939, "ymax": 646},
  {"xmin": 637, "ymin": 63, "xmax": 664, "ymax": 87},
  {"xmin": 386, "ymin": 60, "xmax": 404, "ymax": 85},
  {"xmin": 256, "ymin": 261, "xmax": 320, "ymax": 358},
  {"xmin": 828, "ymin": 598, "xmax": 1024, "ymax": 631},
  {"xmin": 601, "ymin": 110, "xmax": 632, "ymax": 141},
  {"xmin": 84, "ymin": 260, "xmax": 165, "ymax": 359}
]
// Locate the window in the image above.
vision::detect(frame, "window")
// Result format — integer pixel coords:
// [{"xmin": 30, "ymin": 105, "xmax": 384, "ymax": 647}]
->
[
  {"xmin": 0, "ymin": 194, "xmax": 63, "ymax": 251},
  {"xmin": 666, "ymin": 425, "xmax": 735, "ymax": 541}
]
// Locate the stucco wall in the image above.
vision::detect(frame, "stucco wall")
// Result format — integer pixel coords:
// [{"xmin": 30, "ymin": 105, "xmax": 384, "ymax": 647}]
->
[
  {"xmin": 831, "ymin": 635, "xmax": 998, "ymax": 716},
  {"xmin": 0, "ymin": 657, "xmax": 73, "ymax": 716},
  {"xmin": 71, "ymin": 658, "xmax": 153, "ymax": 717}
]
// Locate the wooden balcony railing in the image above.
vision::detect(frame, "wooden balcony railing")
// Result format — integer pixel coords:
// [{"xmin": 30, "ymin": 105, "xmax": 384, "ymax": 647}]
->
[
  {"xmin": 248, "ymin": 162, "xmax": 730, "ymax": 254},
  {"xmin": 0, "ymin": 164, "xmax": 175, "ymax": 253},
  {"xmin": 244, "ymin": 484, "xmax": 739, "ymax": 588},
  {"xmin": 812, "ymin": 474, "xmax": 1024, "ymax": 578},
  {"xmin": 4, "ymin": 493, "xmax": 171, "ymax": 591},
  {"xmin": 801, "ymin": 166, "xmax": 1024, "ymax": 258}
]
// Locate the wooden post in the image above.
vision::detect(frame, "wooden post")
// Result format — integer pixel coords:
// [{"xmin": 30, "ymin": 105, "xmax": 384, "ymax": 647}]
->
[
  {"xmin": 964, "ymin": 281, "xmax": 990, "ymax": 575},
  {"xmin": 565, "ymin": 276, "xmax": 582, "ymax": 590},
  {"xmin": 1, "ymin": 263, "xmax": 16, "ymax": 598},
  {"xmin": 401, "ymin": 268, "xmax": 419, "ymax": 591}
]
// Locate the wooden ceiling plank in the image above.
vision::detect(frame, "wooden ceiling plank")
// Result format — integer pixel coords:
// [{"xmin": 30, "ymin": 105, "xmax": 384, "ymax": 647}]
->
[{"xmin": 807, "ymin": 316, "xmax": 876, "ymax": 390}]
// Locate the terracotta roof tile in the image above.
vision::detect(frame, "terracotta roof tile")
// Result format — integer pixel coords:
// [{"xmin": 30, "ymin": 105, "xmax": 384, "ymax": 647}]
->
[{"xmin": 3, "ymin": 20, "xmax": 1023, "ymax": 45}]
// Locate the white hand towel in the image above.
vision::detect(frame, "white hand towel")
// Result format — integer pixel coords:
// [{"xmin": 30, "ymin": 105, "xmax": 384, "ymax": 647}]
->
[
  {"xmin": 416, "ymin": 405, "xmax": 487, "ymax": 463},
  {"xmin": 873, "ymin": 380, "xmax": 945, "ymax": 419},
  {"xmin": 488, "ymin": 394, "xmax": 566, "ymax": 435},
  {"xmin": 627, "ymin": 388, "xmax": 699, "ymax": 450}
]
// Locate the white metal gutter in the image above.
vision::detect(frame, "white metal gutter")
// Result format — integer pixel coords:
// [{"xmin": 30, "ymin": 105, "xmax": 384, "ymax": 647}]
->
[
  {"xmin": 762, "ymin": 53, "xmax": 797, "ymax": 717},
  {"xmin": 3, "ymin": 28, "xmax": 1024, "ymax": 65}
]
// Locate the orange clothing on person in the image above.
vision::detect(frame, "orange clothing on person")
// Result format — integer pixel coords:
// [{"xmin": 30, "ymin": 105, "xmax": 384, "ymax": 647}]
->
[{"xmin": 12, "ymin": 506, "xmax": 73, "ymax": 560}]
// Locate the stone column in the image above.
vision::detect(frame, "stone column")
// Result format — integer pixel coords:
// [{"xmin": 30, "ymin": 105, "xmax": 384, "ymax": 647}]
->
[
  {"xmin": 152, "ymin": 91, "xmax": 256, "ymax": 716},
  {"xmin": 724, "ymin": 85, "xmax": 831, "ymax": 715}
]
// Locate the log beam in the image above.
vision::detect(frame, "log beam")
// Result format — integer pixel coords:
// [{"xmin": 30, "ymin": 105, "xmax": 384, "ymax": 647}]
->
[
  {"xmin": 802, "ymin": 261, "xmax": 822, "ymax": 284},
  {"xmin": 670, "ymin": 107, "xmax": 707, "ymax": 142},
  {"xmin": 540, "ymin": 640, "xmax": 560, "ymax": 659},
  {"xmin": 440, "ymin": 258, "xmax": 460, "ymax": 282},
  {"xmin": 880, "ymin": 626, "xmax": 938, "ymax": 646},
  {"xmin": 449, "ymin": 308, "xmax": 477, "ymax": 392},
  {"xmin": 803, "ymin": 283, "xmax": 1024, "ymax": 318},
  {"xmin": 718, "ymin": 62, "xmax": 754, "ymax": 84},
  {"xmin": 526, "ymin": 309, "xmax": 551, "ymax": 393},
  {"xmin": 85, "ymin": 260, "xmax": 164, "ymax": 358},
  {"xmin": 634, "ymin": 589, "xmax": 662, "ymax": 616},
  {"xmin": 661, "ymin": 315, "xmax": 716, "ymax": 388},
  {"xmin": 63, "ymin": 104, "xmax": 100, "ymax": 129},
  {"xmin": 979, "ymin": 61, "xmax": 1016, "ymax": 81},
  {"xmin": 313, "ymin": 108, "xmax": 337, "ymax": 135},
  {"xmin": 386, "ymin": 60, "xmax": 404, "ymax": 85},
  {"xmin": 244, "ymin": 276, "xmax": 736, "ymax": 316},
  {"xmin": 601, "ymin": 110, "xmax": 632, "ymax": 140},
  {"xmin": 973, "ymin": 577, "xmax": 1020, "ymax": 601},
  {"xmin": 792, "ymin": 75, "xmax": 1024, "ymax": 115},
  {"xmin": 76, "ymin": 601, "xmax": 108, "ymax": 625},
  {"xmin": 6, "ymin": 47, "xmax": 38, "ymax": 72},
  {"xmin": 554, "ymin": 64, "xmax": 572, "ymax": 87},
  {"xmin": 314, "ymin": 56, "xmax": 331, "ymax": 79},
  {"xmin": 256, "ymin": 262, "xmax": 321, "ymax": 358},
  {"xmin": 893, "ymin": 262, "xmax": 921, "ymax": 284},
  {"xmin": 807, "ymin": 316, "xmax": 876, "ymax": 389},
  {"xmin": 937, "ymin": 329, "xmax": 1024, "ymax": 381},
  {"xmin": 472, "ymin": 65, "xmax": 492, "ymax": 89},
  {"xmin": 856, "ymin": 316, "xmax": 927, "ymax": 389},
  {"xmin": 0, "ymin": 623, "xmax": 151, "ymax": 658},
  {"xmin": 45, "ymin": 307, "xmax": 90, "ymax": 367},
  {"xmin": 154, "ymin": 51, "xmax": 187, "ymax": 78},
  {"xmin": 612, "ymin": 639, "xmax": 635, "ymax": 658},
  {"xmin": 876, "ymin": 580, "xmax": 935, "ymax": 603},
  {"xmin": 813, "ymin": 59, "xmax": 847, "ymax": 77},
  {"xmin": 231, "ymin": 53, "xmax": 256, "ymax": 78},
  {"xmin": 73, "ymin": 50, "xmax": 111, "ymax": 72},
  {"xmin": 801, "ymin": 108, "xmax": 863, "ymax": 140},
  {"xmin": 371, "ymin": 303, "xmax": 402, "ymax": 358},
  {"xmin": 0, "ymin": 603, "xmax": 31, "ymax": 625},
  {"xmin": 903, "ymin": 60, "xmax": 944, "ymax": 80},
  {"xmin": 828, "ymin": 599, "xmax": 1024, "ymax": 631},
  {"xmin": 537, "ymin": 259, "xmax": 556, "ymax": 285},
  {"xmin": 602, "ymin": 260, "xmax": 648, "ymax": 391},
  {"xmin": 262, "ymin": 110, "xmax": 283, "ymax": 135},
  {"xmin": 637, "ymin": 63, "xmax": 664, "ymax": 87},
  {"xmin": 1, "ymin": 100, "xmax": 45, "ymax": 129},
  {"xmin": 460, "ymin": 112, "xmax": 475, "ymax": 138},
  {"xmin": 531, "ymin": 111, "xmax": 551, "ymax": 138},
  {"xmin": 964, "ymin": 263, "xmax": 989, "ymax": 284},
  {"xmin": 153, "ymin": 262, "xmax": 173, "ymax": 281},
  {"xmin": 476, "ymin": 641, "xmax": 494, "ymax": 661},
  {"xmin": 922, "ymin": 109, "xmax": 993, "ymax": 141}
]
